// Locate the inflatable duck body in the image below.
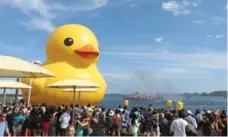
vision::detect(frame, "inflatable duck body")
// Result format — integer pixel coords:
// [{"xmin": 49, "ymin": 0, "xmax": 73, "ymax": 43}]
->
[{"xmin": 21, "ymin": 24, "xmax": 107, "ymax": 106}]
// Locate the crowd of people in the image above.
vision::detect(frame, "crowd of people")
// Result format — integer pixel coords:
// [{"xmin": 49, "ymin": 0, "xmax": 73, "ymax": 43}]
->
[{"xmin": 0, "ymin": 102, "xmax": 227, "ymax": 136}]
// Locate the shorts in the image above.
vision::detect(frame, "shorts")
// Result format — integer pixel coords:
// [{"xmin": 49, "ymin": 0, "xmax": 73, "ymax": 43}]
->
[
  {"xmin": 42, "ymin": 122, "xmax": 50, "ymax": 132},
  {"xmin": 112, "ymin": 123, "xmax": 120, "ymax": 129},
  {"xmin": 60, "ymin": 128, "xmax": 67, "ymax": 136},
  {"xmin": 13, "ymin": 125, "xmax": 22, "ymax": 135}
]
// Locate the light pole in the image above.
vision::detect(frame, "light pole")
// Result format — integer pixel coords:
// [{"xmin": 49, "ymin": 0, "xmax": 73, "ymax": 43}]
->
[{"xmin": 27, "ymin": 60, "xmax": 42, "ymax": 107}]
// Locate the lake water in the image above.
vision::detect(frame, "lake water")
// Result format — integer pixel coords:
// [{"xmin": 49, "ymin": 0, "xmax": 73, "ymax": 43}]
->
[{"xmin": 99, "ymin": 94, "xmax": 227, "ymax": 111}]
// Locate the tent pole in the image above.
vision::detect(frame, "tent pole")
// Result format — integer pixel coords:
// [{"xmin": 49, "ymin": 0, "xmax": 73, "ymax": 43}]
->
[
  {"xmin": 72, "ymin": 86, "xmax": 76, "ymax": 125},
  {"xmin": 27, "ymin": 78, "xmax": 33, "ymax": 107},
  {"xmin": 79, "ymin": 91, "xmax": 81, "ymax": 106},
  {"xmin": 2, "ymin": 88, "xmax": 6, "ymax": 105},
  {"xmin": 15, "ymin": 78, "xmax": 20, "ymax": 103}
]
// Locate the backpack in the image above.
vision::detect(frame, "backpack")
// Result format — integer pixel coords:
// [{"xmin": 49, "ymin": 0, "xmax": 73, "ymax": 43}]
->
[
  {"xmin": 146, "ymin": 115, "xmax": 158, "ymax": 129},
  {"xmin": 105, "ymin": 116, "xmax": 112, "ymax": 127}
]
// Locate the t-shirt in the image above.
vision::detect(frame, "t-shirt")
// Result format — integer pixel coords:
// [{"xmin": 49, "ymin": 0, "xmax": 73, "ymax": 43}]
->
[
  {"xmin": 160, "ymin": 119, "xmax": 172, "ymax": 136},
  {"xmin": 185, "ymin": 116, "xmax": 197, "ymax": 129},
  {"xmin": 13, "ymin": 115, "xmax": 24, "ymax": 127},
  {"xmin": 6, "ymin": 113, "xmax": 15, "ymax": 126},
  {"xmin": 170, "ymin": 118, "xmax": 188, "ymax": 136},
  {"xmin": 59, "ymin": 112, "xmax": 71, "ymax": 129},
  {"xmin": 124, "ymin": 110, "xmax": 130, "ymax": 123},
  {"xmin": 98, "ymin": 112, "xmax": 106, "ymax": 127}
]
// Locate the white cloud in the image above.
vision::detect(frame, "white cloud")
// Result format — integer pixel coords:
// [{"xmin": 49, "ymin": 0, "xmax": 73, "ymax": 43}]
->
[
  {"xmin": 161, "ymin": 0, "xmax": 202, "ymax": 16},
  {"xmin": 2, "ymin": 0, "xmax": 109, "ymax": 32},
  {"xmin": 102, "ymin": 51, "xmax": 227, "ymax": 70},
  {"xmin": 197, "ymin": 12, "xmax": 226, "ymax": 25},
  {"xmin": 162, "ymin": 67, "xmax": 209, "ymax": 74},
  {"xmin": 161, "ymin": 0, "xmax": 190, "ymax": 16},
  {"xmin": 3, "ymin": 0, "xmax": 57, "ymax": 19},
  {"xmin": 69, "ymin": 0, "xmax": 108, "ymax": 12},
  {"xmin": 215, "ymin": 34, "xmax": 224, "ymax": 39},
  {"xmin": 211, "ymin": 16, "xmax": 227, "ymax": 25},
  {"xmin": 130, "ymin": 3, "xmax": 136, "ymax": 7},
  {"xmin": 182, "ymin": 0, "xmax": 202, "ymax": 7},
  {"xmin": 206, "ymin": 35, "xmax": 212, "ymax": 42},
  {"xmin": 205, "ymin": 34, "xmax": 224, "ymax": 42},
  {"xmin": 207, "ymin": 35, "xmax": 212, "ymax": 38},
  {"xmin": 20, "ymin": 17, "xmax": 55, "ymax": 32},
  {"xmin": 103, "ymin": 72, "xmax": 131, "ymax": 80},
  {"xmin": 107, "ymin": 45, "xmax": 153, "ymax": 52},
  {"xmin": 103, "ymin": 68, "xmax": 226, "ymax": 93},
  {"xmin": 155, "ymin": 37, "xmax": 164, "ymax": 43},
  {"xmin": 102, "ymin": 67, "xmax": 212, "ymax": 83},
  {"xmin": 192, "ymin": 20, "xmax": 202, "ymax": 24}
]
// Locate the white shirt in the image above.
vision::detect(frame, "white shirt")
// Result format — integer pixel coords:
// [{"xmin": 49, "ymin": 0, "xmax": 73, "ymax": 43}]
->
[
  {"xmin": 170, "ymin": 118, "xmax": 188, "ymax": 136},
  {"xmin": 25, "ymin": 110, "xmax": 31, "ymax": 119},
  {"xmin": 59, "ymin": 112, "xmax": 71, "ymax": 129}
]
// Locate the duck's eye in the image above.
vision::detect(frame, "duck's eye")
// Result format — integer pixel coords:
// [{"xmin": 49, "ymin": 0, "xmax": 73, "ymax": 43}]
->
[{"xmin": 64, "ymin": 37, "xmax": 74, "ymax": 46}]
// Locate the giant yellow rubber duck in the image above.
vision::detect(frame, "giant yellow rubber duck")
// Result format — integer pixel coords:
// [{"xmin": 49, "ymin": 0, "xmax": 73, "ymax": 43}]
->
[{"xmin": 21, "ymin": 24, "xmax": 107, "ymax": 106}]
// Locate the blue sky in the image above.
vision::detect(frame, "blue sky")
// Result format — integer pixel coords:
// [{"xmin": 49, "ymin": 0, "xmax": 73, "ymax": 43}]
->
[{"xmin": 0, "ymin": 0, "xmax": 227, "ymax": 94}]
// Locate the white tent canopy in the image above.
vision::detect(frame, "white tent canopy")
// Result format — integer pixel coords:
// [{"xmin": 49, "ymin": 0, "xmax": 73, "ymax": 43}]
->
[
  {"xmin": 0, "ymin": 81, "xmax": 31, "ymax": 89},
  {"xmin": 63, "ymin": 88, "xmax": 97, "ymax": 92},
  {"xmin": 0, "ymin": 81, "xmax": 31, "ymax": 105},
  {"xmin": 0, "ymin": 55, "xmax": 55, "ymax": 78},
  {"xmin": 47, "ymin": 79, "xmax": 100, "ymax": 88},
  {"xmin": 46, "ymin": 79, "xmax": 99, "ymax": 125}
]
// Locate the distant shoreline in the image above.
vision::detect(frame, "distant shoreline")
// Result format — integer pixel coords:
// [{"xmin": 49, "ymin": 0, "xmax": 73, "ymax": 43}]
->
[
  {"xmin": 106, "ymin": 90, "xmax": 227, "ymax": 97},
  {"xmin": 1, "ymin": 90, "xmax": 226, "ymax": 97}
]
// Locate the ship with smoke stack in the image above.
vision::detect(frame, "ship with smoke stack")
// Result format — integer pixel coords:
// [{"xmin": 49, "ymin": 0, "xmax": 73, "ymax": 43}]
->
[{"xmin": 123, "ymin": 85, "xmax": 163, "ymax": 101}]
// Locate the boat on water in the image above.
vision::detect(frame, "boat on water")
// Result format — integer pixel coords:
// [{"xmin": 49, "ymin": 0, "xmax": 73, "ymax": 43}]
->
[{"xmin": 123, "ymin": 92, "xmax": 163, "ymax": 101}]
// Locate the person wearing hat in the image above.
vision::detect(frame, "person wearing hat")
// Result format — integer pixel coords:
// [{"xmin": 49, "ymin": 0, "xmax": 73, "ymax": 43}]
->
[
  {"xmin": 185, "ymin": 110, "xmax": 198, "ymax": 136},
  {"xmin": 105, "ymin": 110, "xmax": 114, "ymax": 135},
  {"xmin": 185, "ymin": 110, "xmax": 197, "ymax": 129}
]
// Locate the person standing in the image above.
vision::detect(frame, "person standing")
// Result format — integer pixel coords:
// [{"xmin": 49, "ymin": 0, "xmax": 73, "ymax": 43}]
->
[
  {"xmin": 185, "ymin": 110, "xmax": 197, "ymax": 129},
  {"xmin": 0, "ymin": 113, "xmax": 10, "ymax": 136},
  {"xmin": 41, "ymin": 110, "xmax": 51, "ymax": 136},
  {"xmin": 55, "ymin": 107, "xmax": 62, "ymax": 136},
  {"xmin": 170, "ymin": 110, "xmax": 188, "ymax": 136},
  {"xmin": 12, "ymin": 110, "xmax": 24, "ymax": 136},
  {"xmin": 6, "ymin": 109, "xmax": 15, "ymax": 136},
  {"xmin": 59, "ymin": 109, "xmax": 71, "ymax": 136},
  {"xmin": 112, "ymin": 110, "xmax": 121, "ymax": 136},
  {"xmin": 97, "ymin": 108, "xmax": 105, "ymax": 133},
  {"xmin": 130, "ymin": 113, "xmax": 140, "ymax": 136}
]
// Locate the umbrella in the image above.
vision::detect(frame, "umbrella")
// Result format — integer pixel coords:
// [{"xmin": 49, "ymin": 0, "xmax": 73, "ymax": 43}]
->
[
  {"xmin": 63, "ymin": 88, "xmax": 97, "ymax": 92},
  {"xmin": 0, "ymin": 81, "xmax": 31, "ymax": 105},
  {"xmin": 47, "ymin": 79, "xmax": 100, "ymax": 124},
  {"xmin": 63, "ymin": 88, "xmax": 97, "ymax": 104},
  {"xmin": 0, "ymin": 55, "xmax": 55, "ymax": 78}
]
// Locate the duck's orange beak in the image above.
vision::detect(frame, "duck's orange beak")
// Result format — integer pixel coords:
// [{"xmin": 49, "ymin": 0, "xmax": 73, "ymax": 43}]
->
[{"xmin": 74, "ymin": 44, "xmax": 99, "ymax": 59}]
